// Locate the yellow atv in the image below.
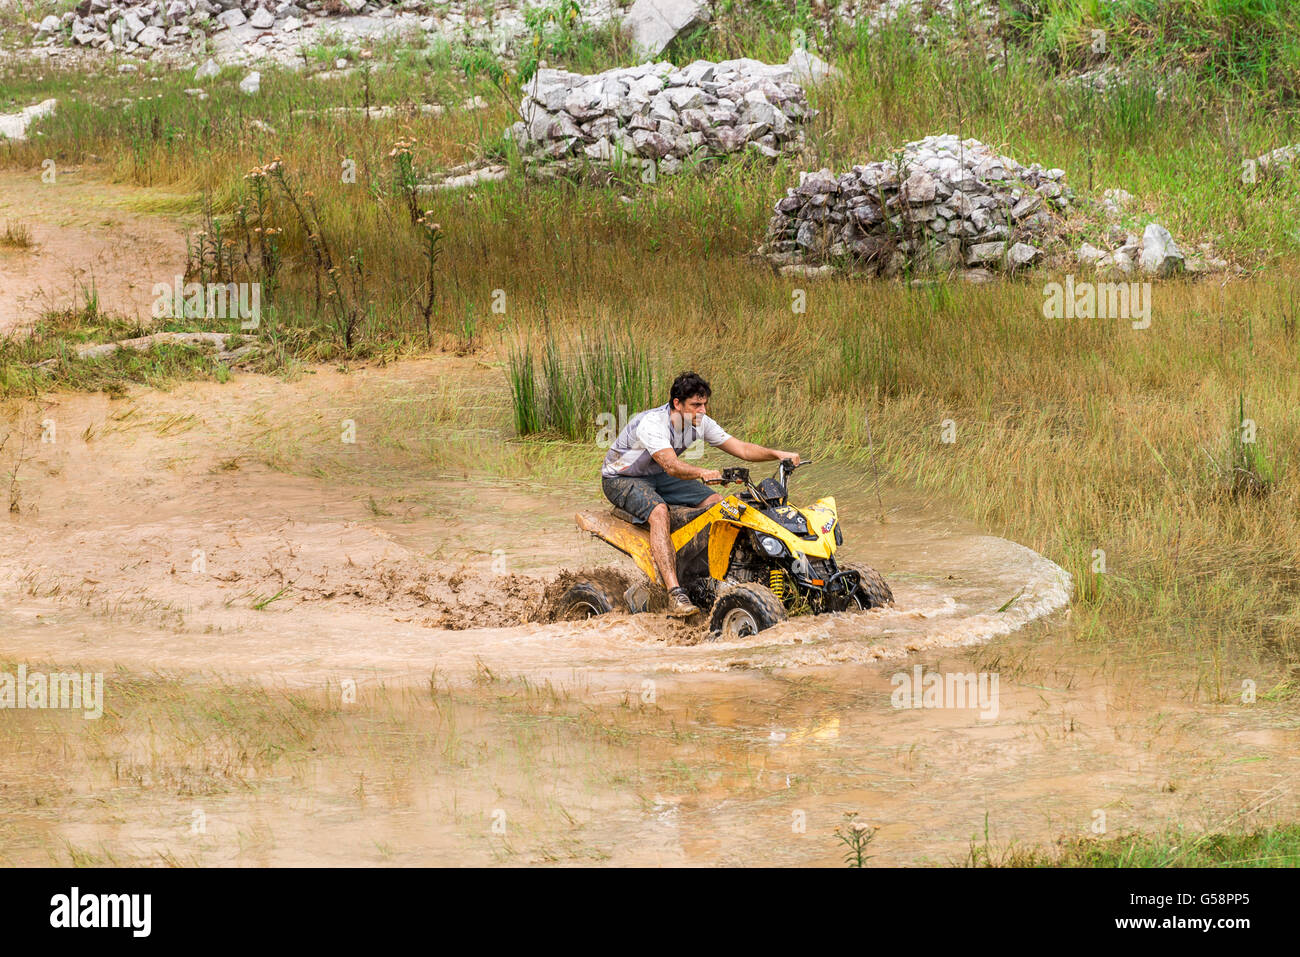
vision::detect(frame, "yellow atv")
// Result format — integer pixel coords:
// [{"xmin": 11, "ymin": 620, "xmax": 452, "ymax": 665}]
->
[{"xmin": 564, "ymin": 459, "xmax": 893, "ymax": 639}]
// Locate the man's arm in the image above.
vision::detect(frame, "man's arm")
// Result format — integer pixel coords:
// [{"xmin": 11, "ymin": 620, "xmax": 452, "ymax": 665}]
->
[
  {"xmin": 718, "ymin": 437, "xmax": 801, "ymax": 465},
  {"xmin": 651, "ymin": 448, "xmax": 721, "ymax": 482}
]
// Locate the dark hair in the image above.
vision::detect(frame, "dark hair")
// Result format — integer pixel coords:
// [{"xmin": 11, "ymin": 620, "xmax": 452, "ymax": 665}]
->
[{"xmin": 670, "ymin": 372, "xmax": 712, "ymax": 407}]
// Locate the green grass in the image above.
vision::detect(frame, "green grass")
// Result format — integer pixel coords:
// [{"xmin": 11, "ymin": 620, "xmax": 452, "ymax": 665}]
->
[
  {"xmin": 508, "ymin": 326, "xmax": 658, "ymax": 441},
  {"xmin": 972, "ymin": 824, "xmax": 1300, "ymax": 867},
  {"xmin": 0, "ymin": 301, "xmax": 245, "ymax": 396},
  {"xmin": 1002, "ymin": 0, "xmax": 1300, "ymax": 100}
]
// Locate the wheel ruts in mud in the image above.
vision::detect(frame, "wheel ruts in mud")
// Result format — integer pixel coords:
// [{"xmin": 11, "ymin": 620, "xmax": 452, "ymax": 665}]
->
[{"xmin": 707, "ymin": 582, "xmax": 787, "ymax": 640}]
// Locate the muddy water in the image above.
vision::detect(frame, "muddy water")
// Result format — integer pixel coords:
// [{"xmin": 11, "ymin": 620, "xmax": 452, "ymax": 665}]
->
[
  {"xmin": 0, "ymin": 373, "xmax": 1067, "ymax": 683},
  {"xmin": 0, "ymin": 168, "xmax": 190, "ymax": 334},
  {"xmin": 2, "ymin": 366, "xmax": 1296, "ymax": 866}
]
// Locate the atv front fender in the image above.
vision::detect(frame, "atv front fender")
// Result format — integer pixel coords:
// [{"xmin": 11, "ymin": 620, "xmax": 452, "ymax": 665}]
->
[{"xmin": 707, "ymin": 522, "xmax": 741, "ymax": 580}]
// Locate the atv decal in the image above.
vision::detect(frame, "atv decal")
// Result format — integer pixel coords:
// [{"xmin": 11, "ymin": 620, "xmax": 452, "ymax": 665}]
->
[{"xmin": 821, "ymin": 519, "xmax": 835, "ymax": 534}]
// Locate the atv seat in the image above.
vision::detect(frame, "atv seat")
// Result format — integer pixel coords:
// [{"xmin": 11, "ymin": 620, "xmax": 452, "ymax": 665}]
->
[{"xmin": 609, "ymin": 504, "xmax": 710, "ymax": 533}]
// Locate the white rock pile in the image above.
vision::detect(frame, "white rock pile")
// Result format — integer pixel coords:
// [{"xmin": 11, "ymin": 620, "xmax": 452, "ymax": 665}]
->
[
  {"xmin": 28, "ymin": 0, "xmax": 620, "ymax": 60},
  {"xmin": 33, "ymin": 0, "xmax": 312, "ymax": 55},
  {"xmin": 508, "ymin": 57, "xmax": 812, "ymax": 177},
  {"xmin": 846, "ymin": 0, "xmax": 999, "ymax": 36},
  {"xmin": 762, "ymin": 134, "xmax": 1072, "ymax": 278}
]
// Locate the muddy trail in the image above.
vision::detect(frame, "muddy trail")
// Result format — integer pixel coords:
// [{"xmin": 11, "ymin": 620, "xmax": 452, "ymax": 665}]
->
[
  {"xmin": 0, "ymin": 363, "xmax": 1069, "ymax": 686},
  {"xmin": 3, "ymin": 363, "xmax": 1298, "ymax": 867}
]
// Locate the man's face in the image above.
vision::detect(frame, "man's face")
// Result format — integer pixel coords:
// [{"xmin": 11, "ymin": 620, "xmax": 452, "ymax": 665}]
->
[{"xmin": 672, "ymin": 394, "xmax": 709, "ymax": 426}]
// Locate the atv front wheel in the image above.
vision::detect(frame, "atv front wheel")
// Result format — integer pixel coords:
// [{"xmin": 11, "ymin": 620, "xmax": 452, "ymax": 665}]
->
[
  {"xmin": 843, "ymin": 562, "xmax": 894, "ymax": 610},
  {"xmin": 552, "ymin": 579, "xmax": 620, "ymax": 620},
  {"xmin": 708, "ymin": 582, "xmax": 787, "ymax": 640}
]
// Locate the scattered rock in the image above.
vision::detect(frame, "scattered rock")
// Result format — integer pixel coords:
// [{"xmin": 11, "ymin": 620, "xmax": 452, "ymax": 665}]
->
[
  {"xmin": 195, "ymin": 58, "xmax": 220, "ymax": 81},
  {"xmin": 34, "ymin": 332, "xmax": 258, "ymax": 368},
  {"xmin": 0, "ymin": 98, "xmax": 58, "ymax": 141},
  {"xmin": 1077, "ymin": 242, "xmax": 1106, "ymax": 265},
  {"xmin": 239, "ymin": 70, "xmax": 261, "ymax": 95},
  {"xmin": 1139, "ymin": 222, "xmax": 1183, "ymax": 277},
  {"xmin": 778, "ymin": 263, "xmax": 837, "ymax": 279},
  {"xmin": 418, "ymin": 162, "xmax": 509, "ymax": 191},
  {"xmin": 1251, "ymin": 143, "xmax": 1300, "ymax": 182},
  {"xmin": 859, "ymin": 0, "xmax": 999, "ymax": 37},
  {"xmin": 624, "ymin": 0, "xmax": 710, "ymax": 58},
  {"xmin": 1101, "ymin": 187, "xmax": 1133, "ymax": 218},
  {"xmin": 787, "ymin": 47, "xmax": 842, "ymax": 86}
]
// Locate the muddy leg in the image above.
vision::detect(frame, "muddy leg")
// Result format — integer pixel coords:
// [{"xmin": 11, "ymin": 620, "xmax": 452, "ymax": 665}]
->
[{"xmin": 648, "ymin": 504, "xmax": 679, "ymax": 590}]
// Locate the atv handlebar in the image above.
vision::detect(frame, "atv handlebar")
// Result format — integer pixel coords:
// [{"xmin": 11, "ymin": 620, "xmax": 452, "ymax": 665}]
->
[
  {"xmin": 708, "ymin": 467, "xmax": 751, "ymax": 485},
  {"xmin": 779, "ymin": 457, "xmax": 810, "ymax": 484}
]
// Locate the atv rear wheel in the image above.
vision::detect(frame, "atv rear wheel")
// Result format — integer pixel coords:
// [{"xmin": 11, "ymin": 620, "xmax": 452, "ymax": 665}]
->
[
  {"xmin": 708, "ymin": 582, "xmax": 787, "ymax": 640},
  {"xmin": 843, "ymin": 562, "xmax": 894, "ymax": 609},
  {"xmin": 552, "ymin": 579, "xmax": 621, "ymax": 620}
]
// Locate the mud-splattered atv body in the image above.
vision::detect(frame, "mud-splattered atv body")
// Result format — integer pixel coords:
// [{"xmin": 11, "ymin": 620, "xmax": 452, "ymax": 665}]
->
[{"xmin": 565, "ymin": 459, "xmax": 893, "ymax": 639}]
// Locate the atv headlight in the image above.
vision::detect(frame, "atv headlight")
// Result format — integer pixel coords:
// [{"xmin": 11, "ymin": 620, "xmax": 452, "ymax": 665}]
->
[
  {"xmin": 833, "ymin": 523, "xmax": 843, "ymax": 546},
  {"xmin": 756, "ymin": 533, "xmax": 788, "ymax": 558}
]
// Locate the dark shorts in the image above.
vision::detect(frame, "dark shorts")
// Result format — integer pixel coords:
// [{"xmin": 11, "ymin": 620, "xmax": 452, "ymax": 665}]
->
[{"xmin": 602, "ymin": 472, "xmax": 715, "ymax": 523}]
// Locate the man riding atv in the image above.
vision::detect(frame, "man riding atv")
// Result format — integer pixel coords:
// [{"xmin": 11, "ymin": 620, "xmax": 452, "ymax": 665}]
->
[{"xmin": 601, "ymin": 372, "xmax": 802, "ymax": 618}]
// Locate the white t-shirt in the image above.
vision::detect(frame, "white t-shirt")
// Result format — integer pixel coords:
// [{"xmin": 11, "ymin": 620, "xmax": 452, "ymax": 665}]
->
[{"xmin": 601, "ymin": 402, "xmax": 732, "ymax": 478}]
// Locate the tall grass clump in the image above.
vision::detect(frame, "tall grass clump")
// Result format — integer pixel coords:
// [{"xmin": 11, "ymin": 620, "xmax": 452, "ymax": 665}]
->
[
  {"xmin": 508, "ymin": 342, "xmax": 543, "ymax": 437},
  {"xmin": 1220, "ymin": 392, "xmax": 1276, "ymax": 499},
  {"xmin": 508, "ymin": 329, "xmax": 659, "ymax": 441}
]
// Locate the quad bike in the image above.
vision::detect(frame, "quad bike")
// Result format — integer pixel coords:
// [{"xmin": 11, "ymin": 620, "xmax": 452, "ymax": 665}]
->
[{"xmin": 559, "ymin": 459, "xmax": 893, "ymax": 639}]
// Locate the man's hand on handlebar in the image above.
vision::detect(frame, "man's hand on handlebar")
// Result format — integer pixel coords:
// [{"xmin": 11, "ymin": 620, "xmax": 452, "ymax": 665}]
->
[
  {"xmin": 701, "ymin": 469, "xmax": 724, "ymax": 483},
  {"xmin": 774, "ymin": 450, "xmax": 802, "ymax": 467}
]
